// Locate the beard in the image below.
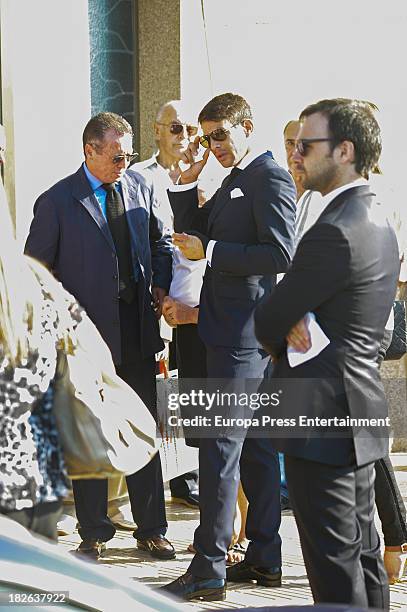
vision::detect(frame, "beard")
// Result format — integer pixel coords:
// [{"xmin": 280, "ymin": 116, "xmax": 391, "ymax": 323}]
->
[{"xmin": 301, "ymin": 156, "xmax": 338, "ymax": 194}]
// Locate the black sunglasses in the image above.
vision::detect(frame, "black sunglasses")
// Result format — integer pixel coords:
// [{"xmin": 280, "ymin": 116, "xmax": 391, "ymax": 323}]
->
[
  {"xmin": 112, "ymin": 153, "xmax": 138, "ymax": 165},
  {"xmin": 199, "ymin": 123, "xmax": 241, "ymax": 149},
  {"xmin": 90, "ymin": 143, "xmax": 138, "ymax": 165},
  {"xmin": 295, "ymin": 138, "xmax": 336, "ymax": 156},
  {"xmin": 156, "ymin": 122, "xmax": 198, "ymax": 137}
]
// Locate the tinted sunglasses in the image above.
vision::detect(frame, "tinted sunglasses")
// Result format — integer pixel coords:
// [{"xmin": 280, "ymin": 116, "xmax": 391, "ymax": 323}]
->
[
  {"xmin": 156, "ymin": 122, "xmax": 198, "ymax": 137},
  {"xmin": 295, "ymin": 138, "xmax": 336, "ymax": 156},
  {"xmin": 199, "ymin": 123, "xmax": 241, "ymax": 149},
  {"xmin": 112, "ymin": 153, "xmax": 138, "ymax": 165},
  {"xmin": 89, "ymin": 142, "xmax": 138, "ymax": 165}
]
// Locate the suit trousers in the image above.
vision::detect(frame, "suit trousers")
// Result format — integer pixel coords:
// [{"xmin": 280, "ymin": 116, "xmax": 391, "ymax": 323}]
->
[
  {"xmin": 169, "ymin": 324, "xmax": 204, "ymax": 494},
  {"xmin": 73, "ymin": 297, "xmax": 167, "ymax": 542},
  {"xmin": 189, "ymin": 345, "xmax": 281, "ymax": 579},
  {"xmin": 285, "ymin": 455, "xmax": 389, "ymax": 610},
  {"xmin": 374, "ymin": 329, "xmax": 407, "ymax": 546}
]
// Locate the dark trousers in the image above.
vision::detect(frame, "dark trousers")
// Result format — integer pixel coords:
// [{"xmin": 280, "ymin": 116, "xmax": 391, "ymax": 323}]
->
[
  {"xmin": 374, "ymin": 329, "xmax": 407, "ymax": 546},
  {"xmin": 375, "ymin": 454, "xmax": 407, "ymax": 546},
  {"xmin": 189, "ymin": 345, "xmax": 281, "ymax": 579},
  {"xmin": 1, "ymin": 500, "xmax": 62, "ymax": 542},
  {"xmin": 169, "ymin": 323, "xmax": 206, "ymax": 497},
  {"xmin": 73, "ymin": 298, "xmax": 167, "ymax": 542},
  {"xmin": 285, "ymin": 455, "xmax": 389, "ymax": 610}
]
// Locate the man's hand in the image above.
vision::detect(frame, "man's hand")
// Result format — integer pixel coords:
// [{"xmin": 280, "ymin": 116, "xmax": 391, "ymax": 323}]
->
[
  {"xmin": 172, "ymin": 232, "xmax": 205, "ymax": 260},
  {"xmin": 178, "ymin": 137, "xmax": 211, "ymax": 184},
  {"xmin": 162, "ymin": 296, "xmax": 199, "ymax": 326},
  {"xmin": 286, "ymin": 317, "xmax": 312, "ymax": 352},
  {"xmin": 151, "ymin": 286, "xmax": 167, "ymax": 318}
]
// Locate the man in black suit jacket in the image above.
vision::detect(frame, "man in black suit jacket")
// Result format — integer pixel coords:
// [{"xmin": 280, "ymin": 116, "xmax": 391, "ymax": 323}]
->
[
  {"xmin": 255, "ymin": 99, "xmax": 399, "ymax": 609},
  {"xmin": 162, "ymin": 94, "xmax": 296, "ymax": 601},
  {"xmin": 25, "ymin": 112, "xmax": 176, "ymax": 561}
]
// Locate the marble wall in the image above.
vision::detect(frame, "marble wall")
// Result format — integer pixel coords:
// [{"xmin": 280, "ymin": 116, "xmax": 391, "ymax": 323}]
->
[{"xmin": 88, "ymin": 0, "xmax": 135, "ymax": 127}]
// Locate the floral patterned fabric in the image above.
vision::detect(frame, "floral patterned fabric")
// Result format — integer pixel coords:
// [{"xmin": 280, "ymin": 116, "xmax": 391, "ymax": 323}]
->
[{"xmin": 0, "ymin": 275, "xmax": 82, "ymax": 511}]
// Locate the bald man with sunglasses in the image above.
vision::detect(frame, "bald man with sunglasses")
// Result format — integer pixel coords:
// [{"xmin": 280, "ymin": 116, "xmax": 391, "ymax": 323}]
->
[
  {"xmin": 133, "ymin": 100, "xmax": 204, "ymax": 507},
  {"xmin": 161, "ymin": 93, "xmax": 296, "ymax": 601}
]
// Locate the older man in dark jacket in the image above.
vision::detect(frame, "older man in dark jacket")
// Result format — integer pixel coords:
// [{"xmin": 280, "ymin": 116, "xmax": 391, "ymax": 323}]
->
[{"xmin": 25, "ymin": 112, "xmax": 175, "ymax": 561}]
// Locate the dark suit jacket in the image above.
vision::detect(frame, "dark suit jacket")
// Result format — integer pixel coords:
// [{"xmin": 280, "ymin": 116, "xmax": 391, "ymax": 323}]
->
[
  {"xmin": 25, "ymin": 165, "xmax": 172, "ymax": 363},
  {"xmin": 254, "ymin": 185, "xmax": 400, "ymax": 466},
  {"xmin": 168, "ymin": 152, "xmax": 296, "ymax": 349}
]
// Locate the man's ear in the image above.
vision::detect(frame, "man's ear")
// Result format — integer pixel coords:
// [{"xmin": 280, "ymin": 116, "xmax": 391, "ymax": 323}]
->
[
  {"xmin": 338, "ymin": 140, "xmax": 355, "ymax": 165},
  {"xmin": 84, "ymin": 143, "xmax": 94, "ymax": 160},
  {"xmin": 154, "ymin": 122, "xmax": 161, "ymax": 141},
  {"xmin": 242, "ymin": 119, "xmax": 254, "ymax": 137}
]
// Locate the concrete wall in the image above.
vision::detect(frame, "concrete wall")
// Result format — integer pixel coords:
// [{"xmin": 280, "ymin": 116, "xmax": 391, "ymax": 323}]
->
[
  {"xmin": 0, "ymin": 0, "xmax": 91, "ymax": 244},
  {"xmin": 135, "ymin": 0, "xmax": 180, "ymax": 159}
]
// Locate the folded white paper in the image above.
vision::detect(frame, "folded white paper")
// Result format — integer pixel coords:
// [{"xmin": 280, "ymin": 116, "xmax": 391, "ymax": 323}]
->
[
  {"xmin": 230, "ymin": 187, "xmax": 244, "ymax": 199},
  {"xmin": 287, "ymin": 312, "xmax": 330, "ymax": 368}
]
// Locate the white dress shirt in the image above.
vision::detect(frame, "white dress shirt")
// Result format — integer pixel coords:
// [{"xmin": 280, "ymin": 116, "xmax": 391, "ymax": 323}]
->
[{"xmin": 134, "ymin": 155, "xmax": 207, "ymax": 309}]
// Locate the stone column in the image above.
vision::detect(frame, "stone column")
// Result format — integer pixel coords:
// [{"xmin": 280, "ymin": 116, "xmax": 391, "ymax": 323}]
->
[{"xmin": 135, "ymin": 0, "xmax": 180, "ymax": 159}]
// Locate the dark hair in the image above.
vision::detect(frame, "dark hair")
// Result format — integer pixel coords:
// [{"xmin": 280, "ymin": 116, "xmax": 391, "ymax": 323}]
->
[
  {"xmin": 299, "ymin": 98, "xmax": 382, "ymax": 178},
  {"xmin": 82, "ymin": 112, "xmax": 133, "ymax": 153},
  {"xmin": 198, "ymin": 93, "xmax": 252, "ymax": 125}
]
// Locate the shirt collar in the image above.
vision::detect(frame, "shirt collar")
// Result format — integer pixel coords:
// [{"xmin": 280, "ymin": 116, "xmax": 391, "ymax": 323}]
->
[
  {"xmin": 83, "ymin": 162, "xmax": 104, "ymax": 191},
  {"xmin": 320, "ymin": 177, "xmax": 369, "ymax": 212},
  {"xmin": 236, "ymin": 148, "xmax": 267, "ymax": 170}
]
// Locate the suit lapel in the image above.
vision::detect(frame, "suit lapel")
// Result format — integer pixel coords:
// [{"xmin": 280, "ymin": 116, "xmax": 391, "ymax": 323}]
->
[
  {"xmin": 207, "ymin": 152, "xmax": 270, "ymax": 231},
  {"xmin": 72, "ymin": 166, "xmax": 116, "ymax": 252},
  {"xmin": 208, "ymin": 172, "xmax": 241, "ymax": 231},
  {"xmin": 121, "ymin": 173, "xmax": 145, "ymax": 266}
]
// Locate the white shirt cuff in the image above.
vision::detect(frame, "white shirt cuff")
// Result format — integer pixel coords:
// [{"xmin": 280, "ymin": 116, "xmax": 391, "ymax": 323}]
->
[
  {"xmin": 168, "ymin": 180, "xmax": 198, "ymax": 192},
  {"xmin": 206, "ymin": 240, "xmax": 217, "ymax": 266}
]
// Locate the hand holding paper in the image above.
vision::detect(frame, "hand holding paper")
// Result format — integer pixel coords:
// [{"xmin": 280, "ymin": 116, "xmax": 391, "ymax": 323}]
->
[{"xmin": 287, "ymin": 312, "xmax": 330, "ymax": 367}]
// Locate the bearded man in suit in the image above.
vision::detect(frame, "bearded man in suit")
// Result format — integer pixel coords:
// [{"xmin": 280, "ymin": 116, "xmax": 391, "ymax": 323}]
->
[{"xmin": 255, "ymin": 98, "xmax": 399, "ymax": 609}]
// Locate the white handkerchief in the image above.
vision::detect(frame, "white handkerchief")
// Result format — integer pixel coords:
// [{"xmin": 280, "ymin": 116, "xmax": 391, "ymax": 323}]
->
[
  {"xmin": 287, "ymin": 312, "xmax": 330, "ymax": 368},
  {"xmin": 230, "ymin": 187, "xmax": 244, "ymax": 199}
]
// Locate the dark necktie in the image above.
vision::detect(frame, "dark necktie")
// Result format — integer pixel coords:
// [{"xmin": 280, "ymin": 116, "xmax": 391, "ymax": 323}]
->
[
  {"xmin": 221, "ymin": 166, "xmax": 242, "ymax": 189},
  {"xmin": 103, "ymin": 183, "xmax": 136, "ymax": 304}
]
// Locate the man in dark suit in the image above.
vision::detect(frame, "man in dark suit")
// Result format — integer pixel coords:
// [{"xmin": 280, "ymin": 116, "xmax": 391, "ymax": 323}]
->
[
  {"xmin": 25, "ymin": 112, "xmax": 175, "ymax": 560},
  {"xmin": 162, "ymin": 93, "xmax": 296, "ymax": 600},
  {"xmin": 255, "ymin": 98, "xmax": 399, "ymax": 609}
]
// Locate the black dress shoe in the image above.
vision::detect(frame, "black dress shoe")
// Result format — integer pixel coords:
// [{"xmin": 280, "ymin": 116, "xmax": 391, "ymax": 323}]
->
[
  {"xmin": 160, "ymin": 571, "xmax": 226, "ymax": 601},
  {"xmin": 74, "ymin": 539, "xmax": 106, "ymax": 559},
  {"xmin": 170, "ymin": 490, "xmax": 199, "ymax": 508},
  {"xmin": 226, "ymin": 559, "xmax": 282, "ymax": 587},
  {"xmin": 137, "ymin": 535, "xmax": 176, "ymax": 559}
]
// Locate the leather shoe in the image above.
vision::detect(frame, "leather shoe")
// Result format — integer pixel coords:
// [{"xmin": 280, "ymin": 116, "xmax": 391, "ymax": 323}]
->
[
  {"xmin": 137, "ymin": 535, "xmax": 176, "ymax": 560},
  {"xmin": 170, "ymin": 490, "xmax": 199, "ymax": 508},
  {"xmin": 160, "ymin": 571, "xmax": 226, "ymax": 601},
  {"xmin": 226, "ymin": 559, "xmax": 282, "ymax": 587},
  {"xmin": 74, "ymin": 539, "xmax": 106, "ymax": 559}
]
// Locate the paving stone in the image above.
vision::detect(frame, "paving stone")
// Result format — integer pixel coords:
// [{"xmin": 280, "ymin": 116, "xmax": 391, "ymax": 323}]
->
[{"xmin": 58, "ymin": 454, "xmax": 407, "ymax": 609}]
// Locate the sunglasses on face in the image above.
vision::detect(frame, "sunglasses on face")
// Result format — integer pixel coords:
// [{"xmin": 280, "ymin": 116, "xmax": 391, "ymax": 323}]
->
[
  {"xmin": 112, "ymin": 153, "xmax": 138, "ymax": 165},
  {"xmin": 90, "ymin": 143, "xmax": 138, "ymax": 165},
  {"xmin": 156, "ymin": 122, "xmax": 198, "ymax": 137},
  {"xmin": 199, "ymin": 123, "xmax": 241, "ymax": 149},
  {"xmin": 295, "ymin": 138, "xmax": 336, "ymax": 156}
]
